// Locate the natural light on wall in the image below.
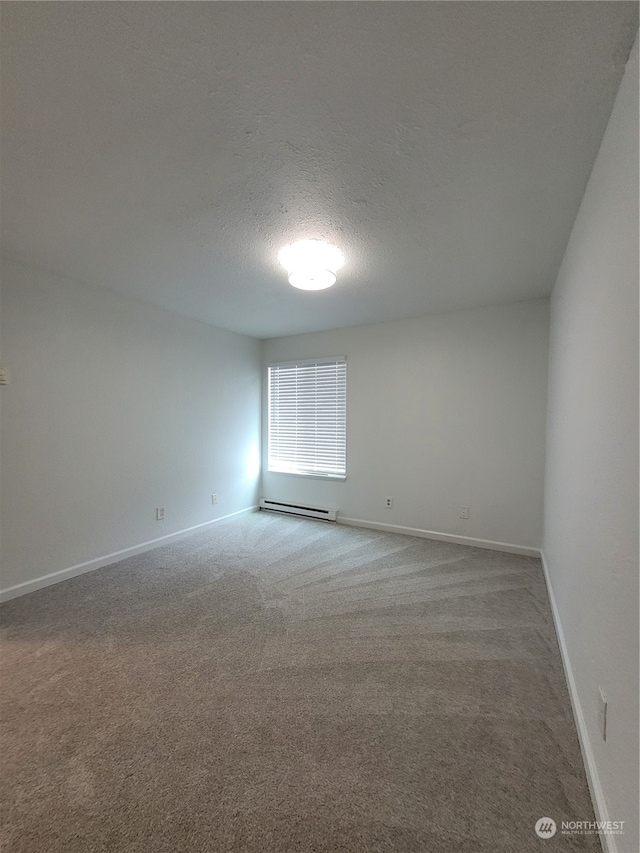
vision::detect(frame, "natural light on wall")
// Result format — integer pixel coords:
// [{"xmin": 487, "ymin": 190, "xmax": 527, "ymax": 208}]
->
[
  {"xmin": 245, "ymin": 445, "xmax": 260, "ymax": 480},
  {"xmin": 277, "ymin": 240, "xmax": 345, "ymax": 290}
]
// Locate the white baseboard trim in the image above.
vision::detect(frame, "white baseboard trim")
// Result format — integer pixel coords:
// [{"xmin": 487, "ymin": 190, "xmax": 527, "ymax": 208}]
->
[
  {"xmin": 0, "ymin": 506, "xmax": 258, "ymax": 603},
  {"xmin": 540, "ymin": 549, "xmax": 616, "ymax": 853},
  {"xmin": 337, "ymin": 515, "xmax": 540, "ymax": 557}
]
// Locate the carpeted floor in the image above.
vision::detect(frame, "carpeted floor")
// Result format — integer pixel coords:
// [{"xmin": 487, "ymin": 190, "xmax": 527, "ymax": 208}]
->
[{"xmin": 1, "ymin": 512, "xmax": 600, "ymax": 852}]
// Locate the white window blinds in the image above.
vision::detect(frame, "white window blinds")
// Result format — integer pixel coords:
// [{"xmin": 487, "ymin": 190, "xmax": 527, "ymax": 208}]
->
[{"xmin": 268, "ymin": 358, "xmax": 346, "ymax": 478}]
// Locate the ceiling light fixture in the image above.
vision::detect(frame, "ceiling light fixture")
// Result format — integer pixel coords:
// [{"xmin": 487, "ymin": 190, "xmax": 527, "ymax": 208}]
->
[{"xmin": 277, "ymin": 239, "xmax": 345, "ymax": 291}]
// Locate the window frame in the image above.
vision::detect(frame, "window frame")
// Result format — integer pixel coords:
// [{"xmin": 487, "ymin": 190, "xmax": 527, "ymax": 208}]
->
[{"xmin": 267, "ymin": 357, "xmax": 347, "ymax": 481}]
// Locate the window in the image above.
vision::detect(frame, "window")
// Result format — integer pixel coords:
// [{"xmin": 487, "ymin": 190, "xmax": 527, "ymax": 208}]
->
[{"xmin": 268, "ymin": 358, "xmax": 346, "ymax": 479}]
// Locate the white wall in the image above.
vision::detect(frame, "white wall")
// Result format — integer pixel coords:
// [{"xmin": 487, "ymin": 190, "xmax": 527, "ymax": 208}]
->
[
  {"xmin": 263, "ymin": 299, "xmax": 549, "ymax": 551},
  {"xmin": 543, "ymin": 34, "xmax": 638, "ymax": 853},
  {"xmin": 0, "ymin": 259, "xmax": 261, "ymax": 594}
]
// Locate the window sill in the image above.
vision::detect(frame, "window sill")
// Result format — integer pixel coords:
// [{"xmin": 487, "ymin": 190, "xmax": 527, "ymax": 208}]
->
[{"xmin": 266, "ymin": 470, "xmax": 346, "ymax": 482}]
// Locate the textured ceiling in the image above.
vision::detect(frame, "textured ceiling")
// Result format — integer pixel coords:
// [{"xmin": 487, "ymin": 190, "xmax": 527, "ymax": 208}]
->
[{"xmin": 1, "ymin": 2, "xmax": 637, "ymax": 339}]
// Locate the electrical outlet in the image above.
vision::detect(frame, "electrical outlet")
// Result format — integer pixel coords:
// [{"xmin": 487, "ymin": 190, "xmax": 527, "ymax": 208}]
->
[
  {"xmin": 156, "ymin": 507, "xmax": 165, "ymax": 521},
  {"xmin": 385, "ymin": 497, "xmax": 393, "ymax": 508},
  {"xmin": 598, "ymin": 687, "xmax": 607, "ymax": 741},
  {"xmin": 459, "ymin": 506, "xmax": 469, "ymax": 519},
  {"xmin": 212, "ymin": 494, "xmax": 218, "ymax": 505}
]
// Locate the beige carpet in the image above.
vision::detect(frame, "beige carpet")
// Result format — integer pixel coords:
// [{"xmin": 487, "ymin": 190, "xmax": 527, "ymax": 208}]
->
[{"xmin": 1, "ymin": 511, "xmax": 600, "ymax": 852}]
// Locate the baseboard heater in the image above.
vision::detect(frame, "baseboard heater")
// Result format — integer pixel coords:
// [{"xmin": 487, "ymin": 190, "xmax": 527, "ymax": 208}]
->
[{"xmin": 259, "ymin": 498, "xmax": 337, "ymax": 522}]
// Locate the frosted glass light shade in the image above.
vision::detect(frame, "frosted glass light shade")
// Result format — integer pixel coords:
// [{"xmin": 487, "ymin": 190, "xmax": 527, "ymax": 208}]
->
[
  {"xmin": 287, "ymin": 268, "xmax": 336, "ymax": 290},
  {"xmin": 277, "ymin": 240, "xmax": 345, "ymax": 290}
]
